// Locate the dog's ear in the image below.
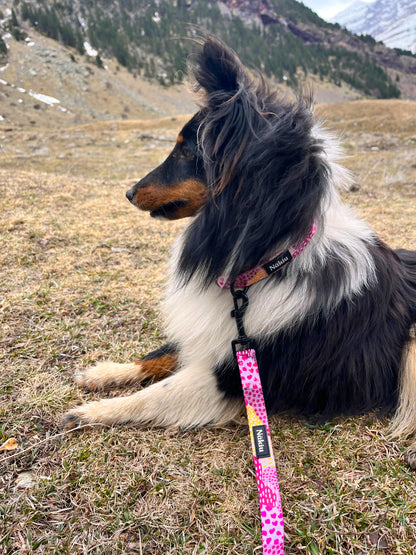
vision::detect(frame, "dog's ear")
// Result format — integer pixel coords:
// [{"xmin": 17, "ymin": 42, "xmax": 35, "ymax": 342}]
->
[
  {"xmin": 193, "ymin": 37, "xmax": 248, "ymax": 101},
  {"xmin": 191, "ymin": 38, "xmax": 256, "ymax": 194}
]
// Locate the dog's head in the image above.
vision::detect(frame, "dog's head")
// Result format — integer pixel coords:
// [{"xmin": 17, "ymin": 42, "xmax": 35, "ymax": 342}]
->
[
  {"xmin": 127, "ymin": 38, "xmax": 329, "ymax": 283},
  {"xmin": 126, "ymin": 37, "xmax": 258, "ymax": 221},
  {"xmin": 126, "ymin": 111, "xmax": 208, "ymax": 220}
]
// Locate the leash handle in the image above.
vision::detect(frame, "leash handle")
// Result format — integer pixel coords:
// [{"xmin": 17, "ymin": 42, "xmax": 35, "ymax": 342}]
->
[{"xmin": 236, "ymin": 348, "xmax": 284, "ymax": 554}]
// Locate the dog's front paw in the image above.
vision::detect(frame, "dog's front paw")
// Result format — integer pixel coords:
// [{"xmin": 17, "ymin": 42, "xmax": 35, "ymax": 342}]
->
[
  {"xmin": 73, "ymin": 362, "xmax": 117, "ymax": 390},
  {"xmin": 404, "ymin": 444, "xmax": 416, "ymax": 470},
  {"xmin": 62, "ymin": 403, "xmax": 108, "ymax": 430},
  {"xmin": 74, "ymin": 362, "xmax": 141, "ymax": 390},
  {"xmin": 62, "ymin": 409, "xmax": 89, "ymax": 430},
  {"xmin": 62, "ymin": 396, "xmax": 128, "ymax": 429}
]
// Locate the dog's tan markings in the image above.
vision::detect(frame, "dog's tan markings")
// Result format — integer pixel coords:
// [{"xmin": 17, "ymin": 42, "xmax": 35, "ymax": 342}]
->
[
  {"xmin": 132, "ymin": 178, "xmax": 208, "ymax": 219},
  {"xmin": 74, "ymin": 355, "xmax": 178, "ymax": 391},
  {"xmin": 64, "ymin": 364, "xmax": 243, "ymax": 429},
  {"xmin": 140, "ymin": 354, "xmax": 178, "ymax": 380},
  {"xmin": 133, "ymin": 188, "xmax": 162, "ymax": 209},
  {"xmin": 177, "ymin": 134, "xmax": 184, "ymax": 144}
]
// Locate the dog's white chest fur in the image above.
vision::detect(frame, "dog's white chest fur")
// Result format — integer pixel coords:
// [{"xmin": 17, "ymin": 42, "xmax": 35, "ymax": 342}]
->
[{"xmin": 163, "ymin": 197, "xmax": 378, "ymax": 372}]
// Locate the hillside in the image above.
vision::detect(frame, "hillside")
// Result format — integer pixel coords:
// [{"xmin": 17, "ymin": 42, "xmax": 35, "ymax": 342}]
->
[
  {"xmin": 1, "ymin": 0, "xmax": 416, "ymax": 100},
  {"xmin": 0, "ymin": 26, "xmax": 198, "ymax": 129}
]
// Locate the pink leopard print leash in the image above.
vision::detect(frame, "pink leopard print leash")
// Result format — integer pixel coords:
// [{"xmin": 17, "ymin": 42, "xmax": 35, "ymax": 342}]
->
[
  {"xmin": 228, "ymin": 224, "xmax": 317, "ymax": 554},
  {"xmin": 236, "ymin": 349, "xmax": 284, "ymax": 554}
]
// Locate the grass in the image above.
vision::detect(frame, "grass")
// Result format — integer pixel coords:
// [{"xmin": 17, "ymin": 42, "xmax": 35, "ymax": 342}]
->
[{"xmin": 1, "ymin": 100, "xmax": 416, "ymax": 554}]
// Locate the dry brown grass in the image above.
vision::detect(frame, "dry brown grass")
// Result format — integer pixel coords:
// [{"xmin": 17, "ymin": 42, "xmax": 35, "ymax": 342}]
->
[{"xmin": 1, "ymin": 100, "xmax": 416, "ymax": 554}]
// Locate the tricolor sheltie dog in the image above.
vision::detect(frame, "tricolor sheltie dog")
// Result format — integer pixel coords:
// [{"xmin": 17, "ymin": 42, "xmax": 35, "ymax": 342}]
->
[{"xmin": 65, "ymin": 38, "xmax": 416, "ymax": 466}]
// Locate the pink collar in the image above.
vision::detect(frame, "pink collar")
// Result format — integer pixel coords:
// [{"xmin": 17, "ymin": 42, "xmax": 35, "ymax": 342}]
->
[{"xmin": 217, "ymin": 222, "xmax": 317, "ymax": 289}]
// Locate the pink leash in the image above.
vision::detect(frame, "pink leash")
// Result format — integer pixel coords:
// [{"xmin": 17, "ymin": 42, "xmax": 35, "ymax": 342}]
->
[
  {"xmin": 237, "ymin": 348, "xmax": 284, "ymax": 554},
  {"xmin": 225, "ymin": 224, "xmax": 317, "ymax": 554}
]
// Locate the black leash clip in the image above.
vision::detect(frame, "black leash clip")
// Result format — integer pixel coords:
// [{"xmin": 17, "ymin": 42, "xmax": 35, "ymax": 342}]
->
[{"xmin": 230, "ymin": 284, "xmax": 254, "ymax": 356}]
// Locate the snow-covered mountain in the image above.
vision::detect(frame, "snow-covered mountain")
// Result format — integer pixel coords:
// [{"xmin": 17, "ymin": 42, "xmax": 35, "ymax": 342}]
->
[{"xmin": 332, "ymin": 0, "xmax": 416, "ymax": 53}]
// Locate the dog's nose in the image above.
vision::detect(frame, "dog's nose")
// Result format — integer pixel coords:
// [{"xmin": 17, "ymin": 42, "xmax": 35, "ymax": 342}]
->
[{"xmin": 126, "ymin": 186, "xmax": 136, "ymax": 203}]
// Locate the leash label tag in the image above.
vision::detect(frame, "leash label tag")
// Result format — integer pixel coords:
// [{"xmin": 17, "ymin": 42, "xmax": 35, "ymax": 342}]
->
[
  {"xmin": 264, "ymin": 250, "xmax": 292, "ymax": 275},
  {"xmin": 252, "ymin": 425, "xmax": 270, "ymax": 459}
]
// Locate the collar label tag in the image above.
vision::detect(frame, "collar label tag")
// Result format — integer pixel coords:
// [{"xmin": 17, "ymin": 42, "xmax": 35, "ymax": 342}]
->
[
  {"xmin": 263, "ymin": 250, "xmax": 292, "ymax": 275},
  {"xmin": 252, "ymin": 425, "xmax": 271, "ymax": 459}
]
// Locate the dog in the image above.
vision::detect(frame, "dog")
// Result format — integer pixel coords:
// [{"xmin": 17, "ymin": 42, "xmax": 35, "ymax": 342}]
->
[{"xmin": 64, "ymin": 38, "xmax": 416, "ymax": 466}]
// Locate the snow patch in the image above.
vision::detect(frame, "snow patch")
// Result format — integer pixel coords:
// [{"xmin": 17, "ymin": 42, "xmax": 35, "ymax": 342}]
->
[
  {"xmin": 332, "ymin": 0, "xmax": 416, "ymax": 53},
  {"xmin": 78, "ymin": 16, "xmax": 88, "ymax": 30},
  {"xmin": 29, "ymin": 90, "xmax": 61, "ymax": 106},
  {"xmin": 83, "ymin": 41, "xmax": 98, "ymax": 57},
  {"xmin": 0, "ymin": 75, "xmax": 67, "ymax": 111},
  {"xmin": 1, "ymin": 33, "xmax": 10, "ymax": 49}
]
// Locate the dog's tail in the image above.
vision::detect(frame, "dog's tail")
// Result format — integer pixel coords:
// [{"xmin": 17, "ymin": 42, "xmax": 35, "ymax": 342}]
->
[
  {"xmin": 390, "ymin": 249, "xmax": 416, "ymax": 438},
  {"xmin": 389, "ymin": 249, "xmax": 416, "ymax": 438},
  {"xmin": 390, "ymin": 337, "xmax": 416, "ymax": 438}
]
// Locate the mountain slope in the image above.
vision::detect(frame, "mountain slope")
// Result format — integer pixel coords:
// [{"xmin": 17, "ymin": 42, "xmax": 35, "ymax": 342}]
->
[
  {"xmin": 0, "ymin": 27, "xmax": 198, "ymax": 129},
  {"xmin": 332, "ymin": 0, "xmax": 416, "ymax": 54},
  {"xmin": 1, "ymin": 0, "xmax": 416, "ymax": 100}
]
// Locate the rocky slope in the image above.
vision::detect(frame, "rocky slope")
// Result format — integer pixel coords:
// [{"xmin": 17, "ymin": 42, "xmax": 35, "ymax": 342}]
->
[{"xmin": 0, "ymin": 24, "xmax": 197, "ymax": 129}]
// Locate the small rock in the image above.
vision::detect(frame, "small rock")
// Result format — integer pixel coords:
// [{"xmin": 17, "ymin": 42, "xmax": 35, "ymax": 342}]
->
[{"xmin": 15, "ymin": 471, "xmax": 35, "ymax": 489}]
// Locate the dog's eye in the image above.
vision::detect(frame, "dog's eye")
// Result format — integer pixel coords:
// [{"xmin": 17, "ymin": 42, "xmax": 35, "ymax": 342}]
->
[{"xmin": 182, "ymin": 147, "xmax": 194, "ymax": 159}]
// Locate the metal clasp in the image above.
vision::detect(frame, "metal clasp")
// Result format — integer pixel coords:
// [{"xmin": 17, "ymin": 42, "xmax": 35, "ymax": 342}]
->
[{"xmin": 230, "ymin": 284, "xmax": 254, "ymax": 355}]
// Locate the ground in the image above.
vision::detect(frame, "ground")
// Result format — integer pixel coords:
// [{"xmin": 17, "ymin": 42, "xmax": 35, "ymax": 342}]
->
[{"xmin": 1, "ymin": 99, "xmax": 416, "ymax": 554}]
